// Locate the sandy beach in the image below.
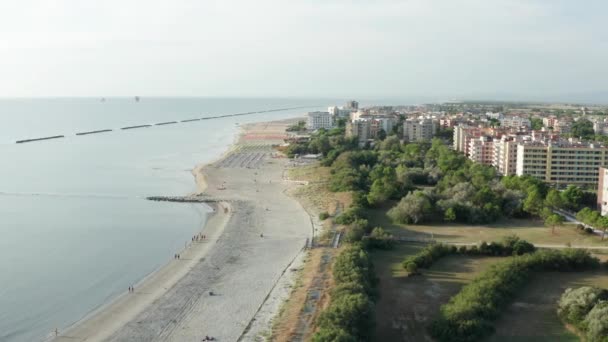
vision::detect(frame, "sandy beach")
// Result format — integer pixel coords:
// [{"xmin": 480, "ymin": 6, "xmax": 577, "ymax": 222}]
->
[{"xmin": 55, "ymin": 119, "xmax": 312, "ymax": 342}]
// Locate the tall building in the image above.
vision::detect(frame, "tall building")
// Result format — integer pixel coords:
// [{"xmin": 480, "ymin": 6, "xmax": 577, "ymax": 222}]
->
[
  {"xmin": 597, "ymin": 167, "xmax": 608, "ymax": 215},
  {"xmin": 345, "ymin": 100, "xmax": 359, "ymax": 110},
  {"xmin": 403, "ymin": 118, "xmax": 437, "ymax": 142},
  {"xmin": 328, "ymin": 106, "xmax": 353, "ymax": 118},
  {"xmin": 468, "ymin": 136, "xmax": 495, "ymax": 165},
  {"xmin": 516, "ymin": 141, "xmax": 608, "ymax": 188},
  {"xmin": 306, "ymin": 111, "xmax": 334, "ymax": 130},
  {"xmin": 492, "ymin": 135, "xmax": 521, "ymax": 176},
  {"xmin": 347, "ymin": 117, "xmax": 394, "ymax": 143}
]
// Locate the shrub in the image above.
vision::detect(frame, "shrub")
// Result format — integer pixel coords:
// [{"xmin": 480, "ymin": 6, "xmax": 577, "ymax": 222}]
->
[
  {"xmin": 557, "ymin": 286, "xmax": 608, "ymax": 326},
  {"xmin": 583, "ymin": 301, "xmax": 608, "ymax": 342},
  {"xmin": 345, "ymin": 226, "xmax": 365, "ymax": 243},
  {"xmin": 364, "ymin": 227, "xmax": 395, "ymax": 250},
  {"xmin": 319, "ymin": 212, "xmax": 330, "ymax": 220},
  {"xmin": 312, "ymin": 245, "xmax": 377, "ymax": 341},
  {"xmin": 334, "ymin": 206, "xmax": 363, "ymax": 225},
  {"xmin": 512, "ymin": 240, "xmax": 535, "ymax": 255},
  {"xmin": 405, "ymin": 262, "xmax": 418, "ymax": 274},
  {"xmin": 402, "ymin": 243, "xmax": 452, "ymax": 270}
]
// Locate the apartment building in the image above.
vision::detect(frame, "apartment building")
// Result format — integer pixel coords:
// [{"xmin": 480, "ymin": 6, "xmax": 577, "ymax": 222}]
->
[
  {"xmin": 404, "ymin": 118, "xmax": 436, "ymax": 142},
  {"xmin": 306, "ymin": 111, "xmax": 334, "ymax": 130},
  {"xmin": 492, "ymin": 135, "xmax": 521, "ymax": 176},
  {"xmin": 468, "ymin": 136, "xmax": 495, "ymax": 165},
  {"xmin": 346, "ymin": 119, "xmax": 371, "ymax": 142},
  {"xmin": 597, "ymin": 167, "xmax": 608, "ymax": 215},
  {"xmin": 516, "ymin": 141, "xmax": 608, "ymax": 188},
  {"xmin": 500, "ymin": 115, "xmax": 531, "ymax": 129}
]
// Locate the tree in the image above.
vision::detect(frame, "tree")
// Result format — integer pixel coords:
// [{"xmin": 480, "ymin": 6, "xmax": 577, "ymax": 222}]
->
[
  {"xmin": 545, "ymin": 189, "xmax": 564, "ymax": 209},
  {"xmin": 530, "ymin": 117, "xmax": 543, "ymax": 130},
  {"xmin": 523, "ymin": 188, "xmax": 544, "ymax": 216},
  {"xmin": 561, "ymin": 185, "xmax": 584, "ymax": 211},
  {"xmin": 545, "ymin": 213, "xmax": 564, "ymax": 234},
  {"xmin": 444, "ymin": 207, "xmax": 456, "ymax": 222},
  {"xmin": 571, "ymin": 118, "xmax": 595, "ymax": 139},
  {"xmin": 376, "ymin": 129, "xmax": 387, "ymax": 141},
  {"xmin": 387, "ymin": 191, "xmax": 432, "ymax": 224}
]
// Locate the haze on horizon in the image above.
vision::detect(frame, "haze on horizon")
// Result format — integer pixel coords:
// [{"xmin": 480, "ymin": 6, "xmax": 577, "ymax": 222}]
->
[{"xmin": 1, "ymin": 0, "xmax": 607, "ymax": 103}]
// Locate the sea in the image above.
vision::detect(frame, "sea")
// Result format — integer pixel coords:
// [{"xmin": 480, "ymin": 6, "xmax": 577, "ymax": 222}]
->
[{"xmin": 0, "ymin": 97, "xmax": 337, "ymax": 342}]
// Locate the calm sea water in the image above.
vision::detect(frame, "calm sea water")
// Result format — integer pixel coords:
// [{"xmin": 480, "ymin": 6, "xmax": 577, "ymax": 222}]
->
[{"xmin": 0, "ymin": 98, "xmax": 331, "ymax": 342}]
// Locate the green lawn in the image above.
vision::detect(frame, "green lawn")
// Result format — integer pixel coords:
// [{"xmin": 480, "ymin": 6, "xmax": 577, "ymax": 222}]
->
[
  {"xmin": 488, "ymin": 270, "xmax": 608, "ymax": 341},
  {"xmin": 372, "ymin": 244, "xmax": 502, "ymax": 342},
  {"xmin": 367, "ymin": 208, "xmax": 608, "ymax": 247},
  {"xmin": 371, "ymin": 242, "xmax": 608, "ymax": 342}
]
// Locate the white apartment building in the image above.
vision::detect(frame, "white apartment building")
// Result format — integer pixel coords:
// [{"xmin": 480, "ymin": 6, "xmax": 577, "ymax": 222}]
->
[
  {"xmin": 597, "ymin": 167, "xmax": 608, "ymax": 215},
  {"xmin": 328, "ymin": 106, "xmax": 353, "ymax": 118},
  {"xmin": 306, "ymin": 111, "xmax": 334, "ymax": 130},
  {"xmin": 404, "ymin": 118, "xmax": 437, "ymax": 142},
  {"xmin": 486, "ymin": 112, "xmax": 504, "ymax": 120},
  {"xmin": 500, "ymin": 115, "xmax": 531, "ymax": 129},
  {"xmin": 492, "ymin": 135, "xmax": 522, "ymax": 176}
]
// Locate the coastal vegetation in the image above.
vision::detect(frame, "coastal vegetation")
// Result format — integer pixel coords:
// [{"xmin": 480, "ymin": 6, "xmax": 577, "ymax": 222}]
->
[
  {"xmin": 284, "ymin": 124, "xmax": 608, "ymax": 341},
  {"xmin": 558, "ymin": 286, "xmax": 608, "ymax": 341},
  {"xmin": 312, "ymin": 244, "xmax": 377, "ymax": 342}
]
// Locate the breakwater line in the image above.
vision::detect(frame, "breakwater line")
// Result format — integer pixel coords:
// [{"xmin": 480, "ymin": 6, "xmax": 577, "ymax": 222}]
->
[{"xmin": 13, "ymin": 105, "xmax": 317, "ymax": 144}]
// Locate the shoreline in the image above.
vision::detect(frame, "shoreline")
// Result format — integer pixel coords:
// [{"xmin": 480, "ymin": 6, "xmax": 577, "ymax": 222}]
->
[
  {"xmin": 54, "ymin": 200, "xmax": 232, "ymax": 342},
  {"xmin": 55, "ymin": 118, "xmax": 312, "ymax": 341}
]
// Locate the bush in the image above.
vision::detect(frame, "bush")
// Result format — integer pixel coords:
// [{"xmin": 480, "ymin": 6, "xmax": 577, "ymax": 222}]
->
[
  {"xmin": 430, "ymin": 249, "xmax": 601, "ymax": 342},
  {"xmin": 312, "ymin": 245, "xmax": 377, "ymax": 341},
  {"xmin": 402, "ymin": 243, "xmax": 452, "ymax": 270},
  {"xmin": 583, "ymin": 301, "xmax": 608, "ymax": 342},
  {"xmin": 319, "ymin": 212, "xmax": 330, "ymax": 220},
  {"xmin": 405, "ymin": 262, "xmax": 418, "ymax": 274},
  {"xmin": 334, "ymin": 206, "xmax": 363, "ymax": 225},
  {"xmin": 363, "ymin": 227, "xmax": 395, "ymax": 250},
  {"xmin": 345, "ymin": 226, "xmax": 365, "ymax": 243},
  {"xmin": 557, "ymin": 286, "xmax": 608, "ymax": 326}
]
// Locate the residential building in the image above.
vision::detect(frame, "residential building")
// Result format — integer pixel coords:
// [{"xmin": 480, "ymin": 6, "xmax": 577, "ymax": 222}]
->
[
  {"xmin": 492, "ymin": 135, "xmax": 521, "ymax": 176},
  {"xmin": 345, "ymin": 100, "xmax": 359, "ymax": 110},
  {"xmin": 328, "ymin": 106, "xmax": 354, "ymax": 119},
  {"xmin": 597, "ymin": 167, "xmax": 608, "ymax": 215},
  {"xmin": 306, "ymin": 111, "xmax": 333, "ymax": 130},
  {"xmin": 543, "ymin": 116, "xmax": 558, "ymax": 128},
  {"xmin": 516, "ymin": 140, "xmax": 608, "ymax": 188},
  {"xmin": 469, "ymin": 136, "xmax": 495, "ymax": 165},
  {"xmin": 500, "ymin": 115, "xmax": 531, "ymax": 129},
  {"xmin": 346, "ymin": 119, "xmax": 370, "ymax": 142},
  {"xmin": 403, "ymin": 118, "xmax": 437, "ymax": 142}
]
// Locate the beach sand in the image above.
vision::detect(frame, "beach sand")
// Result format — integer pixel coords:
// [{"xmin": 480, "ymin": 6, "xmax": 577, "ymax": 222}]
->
[{"xmin": 56, "ymin": 119, "xmax": 312, "ymax": 341}]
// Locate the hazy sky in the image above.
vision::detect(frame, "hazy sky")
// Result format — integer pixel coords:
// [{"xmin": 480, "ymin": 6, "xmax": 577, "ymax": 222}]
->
[{"xmin": 1, "ymin": 0, "xmax": 607, "ymax": 100}]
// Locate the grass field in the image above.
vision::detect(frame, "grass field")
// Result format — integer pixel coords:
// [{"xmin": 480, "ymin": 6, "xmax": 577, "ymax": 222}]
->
[
  {"xmin": 367, "ymin": 207, "xmax": 608, "ymax": 247},
  {"xmin": 372, "ymin": 243, "xmax": 608, "ymax": 342},
  {"xmin": 372, "ymin": 244, "xmax": 502, "ymax": 341},
  {"xmin": 488, "ymin": 270, "xmax": 608, "ymax": 341}
]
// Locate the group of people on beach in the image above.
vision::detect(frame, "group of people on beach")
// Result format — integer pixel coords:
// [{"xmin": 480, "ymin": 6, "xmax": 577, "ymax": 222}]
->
[
  {"xmin": 128, "ymin": 285, "xmax": 135, "ymax": 293},
  {"xmin": 192, "ymin": 233, "xmax": 207, "ymax": 242}
]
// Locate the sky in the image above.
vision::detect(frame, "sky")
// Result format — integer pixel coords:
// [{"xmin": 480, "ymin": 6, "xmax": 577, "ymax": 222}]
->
[{"xmin": 0, "ymin": 0, "xmax": 607, "ymax": 101}]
